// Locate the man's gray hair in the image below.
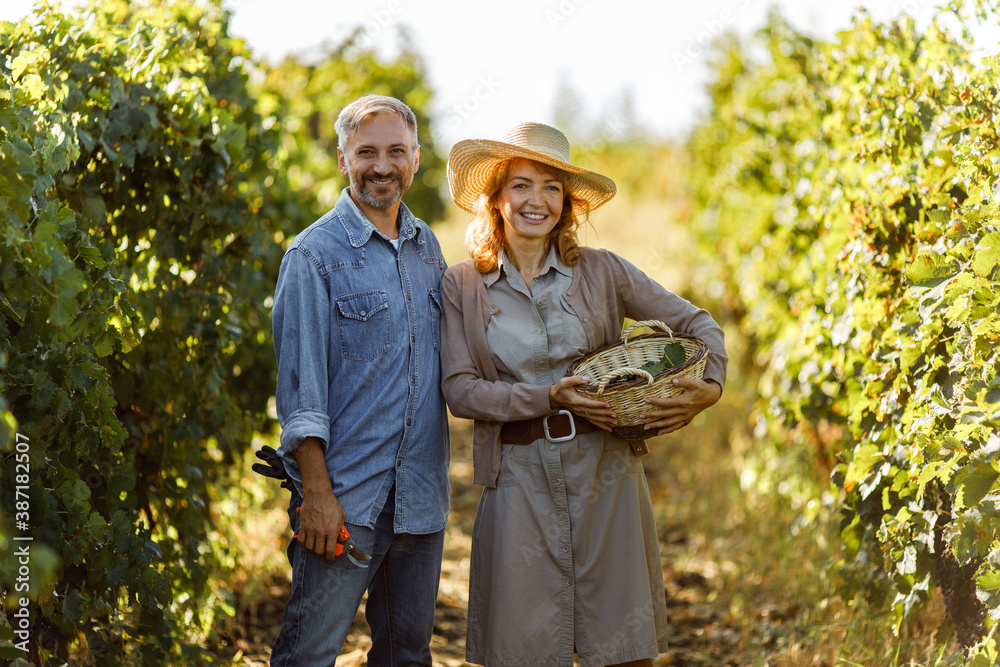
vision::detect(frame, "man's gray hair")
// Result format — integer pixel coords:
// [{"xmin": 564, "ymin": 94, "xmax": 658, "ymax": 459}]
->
[{"xmin": 335, "ymin": 94, "xmax": 419, "ymax": 151}]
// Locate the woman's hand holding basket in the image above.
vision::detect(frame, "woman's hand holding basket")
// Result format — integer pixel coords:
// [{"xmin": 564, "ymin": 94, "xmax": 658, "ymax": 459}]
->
[
  {"xmin": 636, "ymin": 376, "xmax": 722, "ymax": 436},
  {"xmin": 548, "ymin": 375, "xmax": 619, "ymax": 432}
]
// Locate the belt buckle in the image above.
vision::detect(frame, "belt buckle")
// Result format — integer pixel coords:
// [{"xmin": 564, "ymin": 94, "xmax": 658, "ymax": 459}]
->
[{"xmin": 543, "ymin": 410, "xmax": 576, "ymax": 443}]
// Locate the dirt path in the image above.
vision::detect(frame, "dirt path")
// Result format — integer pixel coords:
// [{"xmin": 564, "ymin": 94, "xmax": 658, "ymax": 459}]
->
[{"xmin": 228, "ymin": 416, "xmax": 748, "ymax": 666}]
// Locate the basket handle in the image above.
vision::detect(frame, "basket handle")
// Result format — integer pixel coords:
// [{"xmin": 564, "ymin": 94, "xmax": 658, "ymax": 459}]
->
[
  {"xmin": 594, "ymin": 367, "xmax": 654, "ymax": 396},
  {"xmin": 621, "ymin": 320, "xmax": 675, "ymax": 347}
]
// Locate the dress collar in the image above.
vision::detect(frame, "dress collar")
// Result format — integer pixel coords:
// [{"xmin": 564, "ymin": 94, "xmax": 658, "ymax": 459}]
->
[{"xmin": 484, "ymin": 244, "xmax": 571, "ymax": 287}]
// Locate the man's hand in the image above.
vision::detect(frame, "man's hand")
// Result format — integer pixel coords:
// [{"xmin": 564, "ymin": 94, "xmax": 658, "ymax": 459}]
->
[
  {"xmin": 251, "ymin": 445, "xmax": 293, "ymax": 490},
  {"xmin": 638, "ymin": 377, "xmax": 722, "ymax": 436},
  {"xmin": 294, "ymin": 437, "xmax": 346, "ymax": 561},
  {"xmin": 297, "ymin": 488, "xmax": 346, "ymax": 561}
]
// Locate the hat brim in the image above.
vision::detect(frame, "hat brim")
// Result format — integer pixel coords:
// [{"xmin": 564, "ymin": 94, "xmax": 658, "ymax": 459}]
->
[{"xmin": 447, "ymin": 139, "xmax": 617, "ymax": 214}]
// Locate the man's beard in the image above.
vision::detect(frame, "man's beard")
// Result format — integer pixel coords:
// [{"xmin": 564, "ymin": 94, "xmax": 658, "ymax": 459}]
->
[{"xmin": 350, "ymin": 169, "xmax": 412, "ymax": 209}]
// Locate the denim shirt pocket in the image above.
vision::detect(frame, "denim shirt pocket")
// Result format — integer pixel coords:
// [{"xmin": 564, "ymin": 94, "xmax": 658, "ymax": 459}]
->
[
  {"xmin": 335, "ymin": 291, "xmax": 391, "ymax": 361},
  {"xmin": 428, "ymin": 289, "xmax": 442, "ymax": 352}
]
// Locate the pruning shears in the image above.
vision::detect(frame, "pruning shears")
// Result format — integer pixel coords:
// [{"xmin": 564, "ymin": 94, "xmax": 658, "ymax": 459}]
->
[{"xmin": 293, "ymin": 507, "xmax": 371, "ymax": 568}]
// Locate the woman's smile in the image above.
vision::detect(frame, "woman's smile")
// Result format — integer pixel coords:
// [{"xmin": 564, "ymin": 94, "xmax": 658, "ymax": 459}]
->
[{"xmin": 497, "ymin": 159, "xmax": 565, "ymax": 244}]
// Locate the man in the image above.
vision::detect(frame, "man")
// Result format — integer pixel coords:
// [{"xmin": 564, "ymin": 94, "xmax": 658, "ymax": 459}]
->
[{"xmin": 266, "ymin": 94, "xmax": 450, "ymax": 666}]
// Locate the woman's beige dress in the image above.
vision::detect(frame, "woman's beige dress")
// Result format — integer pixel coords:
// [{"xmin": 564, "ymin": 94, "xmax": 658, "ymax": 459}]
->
[{"xmin": 465, "ymin": 249, "xmax": 668, "ymax": 667}]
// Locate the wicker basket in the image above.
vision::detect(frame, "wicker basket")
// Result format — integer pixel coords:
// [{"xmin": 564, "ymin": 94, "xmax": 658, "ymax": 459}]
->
[{"xmin": 568, "ymin": 320, "xmax": 708, "ymax": 440}]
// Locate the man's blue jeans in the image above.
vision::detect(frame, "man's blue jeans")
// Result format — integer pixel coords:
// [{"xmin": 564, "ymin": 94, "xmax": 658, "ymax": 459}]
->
[{"xmin": 270, "ymin": 487, "xmax": 445, "ymax": 666}]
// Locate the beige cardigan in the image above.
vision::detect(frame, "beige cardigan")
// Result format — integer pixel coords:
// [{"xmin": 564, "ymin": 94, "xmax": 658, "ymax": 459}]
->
[{"xmin": 440, "ymin": 246, "xmax": 728, "ymax": 488}]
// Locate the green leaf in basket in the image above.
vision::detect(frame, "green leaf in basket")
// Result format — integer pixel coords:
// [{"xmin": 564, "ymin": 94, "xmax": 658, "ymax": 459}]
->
[{"xmin": 641, "ymin": 343, "xmax": 686, "ymax": 375}]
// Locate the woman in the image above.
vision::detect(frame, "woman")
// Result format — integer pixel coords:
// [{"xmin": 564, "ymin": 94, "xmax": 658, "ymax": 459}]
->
[{"xmin": 441, "ymin": 122, "xmax": 728, "ymax": 667}]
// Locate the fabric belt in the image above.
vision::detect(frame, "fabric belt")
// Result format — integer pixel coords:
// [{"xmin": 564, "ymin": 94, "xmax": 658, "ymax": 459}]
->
[{"xmin": 500, "ymin": 411, "xmax": 601, "ymax": 445}]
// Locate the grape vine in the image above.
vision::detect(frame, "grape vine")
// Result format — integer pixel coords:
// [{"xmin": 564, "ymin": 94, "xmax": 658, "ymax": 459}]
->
[
  {"xmin": 0, "ymin": 1, "xmax": 442, "ymax": 662},
  {"xmin": 687, "ymin": 2, "xmax": 1000, "ymax": 661}
]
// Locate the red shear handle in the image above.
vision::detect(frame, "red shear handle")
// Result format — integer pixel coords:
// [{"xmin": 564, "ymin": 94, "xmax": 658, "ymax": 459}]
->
[
  {"xmin": 334, "ymin": 525, "xmax": 354, "ymax": 556},
  {"xmin": 292, "ymin": 506, "xmax": 349, "ymax": 556}
]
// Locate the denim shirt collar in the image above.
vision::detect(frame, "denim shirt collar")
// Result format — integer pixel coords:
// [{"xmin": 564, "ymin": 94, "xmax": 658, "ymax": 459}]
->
[
  {"xmin": 336, "ymin": 187, "xmax": 421, "ymax": 248},
  {"xmin": 486, "ymin": 244, "xmax": 571, "ymax": 288}
]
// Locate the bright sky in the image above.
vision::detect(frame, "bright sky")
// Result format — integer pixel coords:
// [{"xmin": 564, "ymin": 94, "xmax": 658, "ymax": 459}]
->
[{"xmin": 3, "ymin": 0, "xmax": 999, "ymax": 148}]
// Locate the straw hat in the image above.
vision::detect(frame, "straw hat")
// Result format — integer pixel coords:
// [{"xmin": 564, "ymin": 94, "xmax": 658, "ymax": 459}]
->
[{"xmin": 447, "ymin": 122, "xmax": 617, "ymax": 214}]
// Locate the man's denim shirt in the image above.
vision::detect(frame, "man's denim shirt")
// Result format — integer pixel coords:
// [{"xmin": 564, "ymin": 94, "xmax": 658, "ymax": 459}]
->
[{"xmin": 273, "ymin": 188, "xmax": 450, "ymax": 534}]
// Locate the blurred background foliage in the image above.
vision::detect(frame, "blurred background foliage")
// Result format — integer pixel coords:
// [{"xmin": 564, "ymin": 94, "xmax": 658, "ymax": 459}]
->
[
  {"xmin": 1, "ymin": 0, "xmax": 999, "ymax": 665},
  {"xmin": 260, "ymin": 30, "xmax": 446, "ymax": 224}
]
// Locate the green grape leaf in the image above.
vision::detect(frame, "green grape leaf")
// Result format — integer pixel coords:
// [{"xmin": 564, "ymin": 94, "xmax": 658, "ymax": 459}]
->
[
  {"xmin": 844, "ymin": 444, "xmax": 883, "ymax": 492},
  {"xmin": 905, "ymin": 255, "xmax": 959, "ymax": 287},
  {"xmin": 955, "ymin": 464, "xmax": 1000, "ymax": 510},
  {"xmin": 977, "ymin": 568, "xmax": 1000, "ymax": 591},
  {"xmin": 641, "ymin": 343, "xmax": 687, "ymax": 375},
  {"xmin": 973, "ymin": 232, "xmax": 1000, "ymax": 277}
]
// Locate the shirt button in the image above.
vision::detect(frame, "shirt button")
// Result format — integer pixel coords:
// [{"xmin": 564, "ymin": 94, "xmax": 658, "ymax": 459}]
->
[
  {"xmin": 411, "ymin": 336, "xmax": 417, "ymax": 343},
  {"xmin": 562, "ymin": 546, "xmax": 569, "ymax": 553},
  {"xmin": 582, "ymin": 318, "xmax": 589, "ymax": 323},
  {"xmin": 406, "ymin": 418, "xmax": 412, "ymax": 426},
  {"xmin": 550, "ymin": 445, "xmax": 556, "ymax": 451},
  {"xmin": 397, "ymin": 460, "xmax": 403, "ymax": 467},
  {"xmin": 406, "ymin": 294, "xmax": 412, "ymax": 301},
  {"xmin": 360, "ymin": 310, "xmax": 367, "ymax": 317},
  {"xmin": 558, "ymin": 511, "xmax": 566, "ymax": 518},
  {"xmin": 554, "ymin": 477, "xmax": 562, "ymax": 485},
  {"xmin": 537, "ymin": 329, "xmax": 544, "ymax": 335},
  {"xmin": 409, "ymin": 377, "xmax": 415, "ymax": 384},
  {"xmin": 536, "ymin": 299, "xmax": 543, "ymax": 306}
]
